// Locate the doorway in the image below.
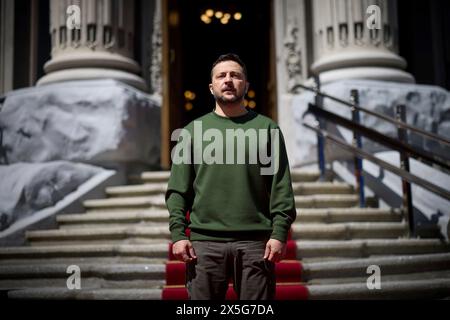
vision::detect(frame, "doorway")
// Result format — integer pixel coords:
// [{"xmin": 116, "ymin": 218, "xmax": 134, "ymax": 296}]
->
[{"xmin": 162, "ymin": 0, "xmax": 275, "ymax": 168}]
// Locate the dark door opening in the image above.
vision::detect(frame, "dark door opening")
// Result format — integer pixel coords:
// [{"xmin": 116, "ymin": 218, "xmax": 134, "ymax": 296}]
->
[
  {"xmin": 162, "ymin": 0, "xmax": 275, "ymax": 168},
  {"xmin": 169, "ymin": 0, "xmax": 273, "ymax": 128}
]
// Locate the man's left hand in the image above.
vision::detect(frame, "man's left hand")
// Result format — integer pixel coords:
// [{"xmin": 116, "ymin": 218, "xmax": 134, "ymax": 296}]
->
[{"xmin": 263, "ymin": 239, "xmax": 286, "ymax": 263}]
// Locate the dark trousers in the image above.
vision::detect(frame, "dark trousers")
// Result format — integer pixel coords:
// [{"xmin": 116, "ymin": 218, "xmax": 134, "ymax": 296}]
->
[{"xmin": 186, "ymin": 240, "xmax": 276, "ymax": 300}]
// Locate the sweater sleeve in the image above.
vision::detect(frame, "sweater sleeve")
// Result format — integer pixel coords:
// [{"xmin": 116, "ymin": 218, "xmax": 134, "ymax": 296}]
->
[
  {"xmin": 165, "ymin": 131, "xmax": 195, "ymax": 243},
  {"xmin": 267, "ymin": 126, "xmax": 297, "ymax": 243}
]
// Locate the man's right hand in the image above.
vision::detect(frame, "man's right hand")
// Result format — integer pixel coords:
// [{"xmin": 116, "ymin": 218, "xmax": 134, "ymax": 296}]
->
[{"xmin": 172, "ymin": 240, "xmax": 197, "ymax": 262}]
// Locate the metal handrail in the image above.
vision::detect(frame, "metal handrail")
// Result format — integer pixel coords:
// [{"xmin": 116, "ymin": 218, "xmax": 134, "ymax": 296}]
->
[
  {"xmin": 299, "ymin": 79, "xmax": 449, "ymax": 237},
  {"xmin": 305, "ymin": 103, "xmax": 450, "ymax": 171},
  {"xmin": 303, "ymin": 122, "xmax": 450, "ymax": 200},
  {"xmin": 292, "ymin": 83, "xmax": 450, "ymax": 147}
]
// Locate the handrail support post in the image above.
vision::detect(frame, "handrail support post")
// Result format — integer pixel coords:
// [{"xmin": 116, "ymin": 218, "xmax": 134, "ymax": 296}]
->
[
  {"xmin": 314, "ymin": 76, "xmax": 327, "ymax": 181},
  {"xmin": 351, "ymin": 89, "xmax": 365, "ymax": 208},
  {"xmin": 396, "ymin": 104, "xmax": 415, "ymax": 237}
]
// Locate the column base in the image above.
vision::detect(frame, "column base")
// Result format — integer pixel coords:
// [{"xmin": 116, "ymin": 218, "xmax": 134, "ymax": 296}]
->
[
  {"xmin": 43, "ymin": 51, "xmax": 141, "ymax": 74},
  {"xmin": 36, "ymin": 68, "xmax": 148, "ymax": 92},
  {"xmin": 311, "ymin": 49, "xmax": 408, "ymax": 73},
  {"xmin": 317, "ymin": 67, "xmax": 415, "ymax": 85}
]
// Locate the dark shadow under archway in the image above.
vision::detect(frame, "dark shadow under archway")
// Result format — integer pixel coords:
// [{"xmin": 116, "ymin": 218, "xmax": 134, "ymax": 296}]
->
[{"xmin": 162, "ymin": 0, "xmax": 275, "ymax": 168}]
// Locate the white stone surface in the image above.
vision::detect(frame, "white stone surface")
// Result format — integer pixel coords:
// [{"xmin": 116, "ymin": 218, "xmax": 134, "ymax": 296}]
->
[
  {"xmin": 0, "ymin": 161, "xmax": 102, "ymax": 231},
  {"xmin": 362, "ymin": 151, "xmax": 450, "ymax": 239},
  {"xmin": 290, "ymin": 79, "xmax": 450, "ymax": 167},
  {"xmin": 0, "ymin": 79, "xmax": 161, "ymax": 165},
  {"xmin": 289, "ymin": 80, "xmax": 450, "ymax": 237}
]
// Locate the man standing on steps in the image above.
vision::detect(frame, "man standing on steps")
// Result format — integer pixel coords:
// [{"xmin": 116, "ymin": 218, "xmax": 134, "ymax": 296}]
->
[{"xmin": 165, "ymin": 53, "xmax": 296, "ymax": 300}]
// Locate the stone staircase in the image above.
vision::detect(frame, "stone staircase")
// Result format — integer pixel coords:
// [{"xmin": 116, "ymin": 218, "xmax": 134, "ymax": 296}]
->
[{"xmin": 1, "ymin": 169, "xmax": 450, "ymax": 299}]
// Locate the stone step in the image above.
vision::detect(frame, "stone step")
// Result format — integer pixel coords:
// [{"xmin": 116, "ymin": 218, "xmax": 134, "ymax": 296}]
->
[
  {"xmin": 302, "ymin": 252, "xmax": 450, "ymax": 280},
  {"xmin": 292, "ymin": 222, "xmax": 407, "ymax": 240},
  {"xmin": 11, "ymin": 279, "xmax": 450, "ymax": 299},
  {"xmin": 306, "ymin": 268, "xmax": 450, "ymax": 286},
  {"xmin": 290, "ymin": 169, "xmax": 332, "ymax": 182},
  {"xmin": 130, "ymin": 169, "xmax": 328, "ymax": 184},
  {"xmin": 297, "ymin": 208, "xmax": 403, "ymax": 223},
  {"xmin": 83, "ymin": 196, "xmax": 166, "ymax": 211},
  {"xmin": 106, "ymin": 183, "xmax": 167, "ymax": 197},
  {"xmin": 8, "ymin": 287, "xmax": 163, "ymax": 299},
  {"xmin": 26, "ymin": 226, "xmax": 171, "ymax": 243},
  {"xmin": 2, "ymin": 254, "xmax": 448, "ymax": 290},
  {"xmin": 83, "ymin": 194, "xmax": 371, "ymax": 211},
  {"xmin": 56, "ymin": 223, "xmax": 169, "ymax": 232},
  {"xmin": 129, "ymin": 171, "xmax": 170, "ymax": 184},
  {"xmin": 57, "ymin": 208, "xmax": 403, "ymax": 229},
  {"xmin": 58, "ymin": 223, "xmax": 168, "ymax": 231},
  {"xmin": 0, "ymin": 256, "xmax": 167, "ymax": 266},
  {"xmin": 295, "ymin": 194, "xmax": 377, "ymax": 208},
  {"xmin": 0, "ymin": 263, "xmax": 166, "ymax": 291},
  {"xmin": 57, "ymin": 210, "xmax": 169, "ymax": 227},
  {"xmin": 11, "ymin": 239, "xmax": 443, "ymax": 261},
  {"xmin": 296, "ymin": 239, "xmax": 450, "ymax": 259},
  {"xmin": 0, "ymin": 244, "xmax": 169, "ymax": 260},
  {"xmin": 28, "ymin": 238, "xmax": 172, "ymax": 247},
  {"xmin": 307, "ymin": 278, "xmax": 450, "ymax": 299},
  {"xmin": 0, "ymin": 278, "xmax": 165, "ymax": 291},
  {"xmin": 292, "ymin": 182, "xmax": 354, "ymax": 195},
  {"xmin": 30, "ymin": 222, "xmax": 406, "ymax": 243},
  {"xmin": 0, "ymin": 263, "xmax": 165, "ymax": 280},
  {"xmin": 105, "ymin": 181, "xmax": 353, "ymax": 198}
]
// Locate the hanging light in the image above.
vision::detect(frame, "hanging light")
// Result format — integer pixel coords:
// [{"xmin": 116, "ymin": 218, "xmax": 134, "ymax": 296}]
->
[
  {"xmin": 200, "ymin": 14, "xmax": 211, "ymax": 24},
  {"xmin": 203, "ymin": 9, "xmax": 242, "ymax": 25},
  {"xmin": 184, "ymin": 90, "xmax": 196, "ymax": 100}
]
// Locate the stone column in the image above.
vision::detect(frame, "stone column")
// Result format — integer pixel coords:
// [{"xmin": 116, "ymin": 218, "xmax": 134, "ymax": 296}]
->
[
  {"xmin": 37, "ymin": 0, "xmax": 147, "ymax": 91},
  {"xmin": 311, "ymin": 0, "xmax": 414, "ymax": 84},
  {"xmin": 0, "ymin": 0, "xmax": 15, "ymax": 95}
]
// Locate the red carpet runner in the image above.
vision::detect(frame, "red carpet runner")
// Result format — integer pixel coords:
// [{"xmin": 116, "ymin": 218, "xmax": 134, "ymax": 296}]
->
[{"xmin": 161, "ymin": 227, "xmax": 309, "ymax": 300}]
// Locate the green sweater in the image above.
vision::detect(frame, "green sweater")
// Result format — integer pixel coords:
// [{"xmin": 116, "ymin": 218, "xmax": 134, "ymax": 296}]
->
[{"xmin": 165, "ymin": 109, "xmax": 296, "ymax": 243}]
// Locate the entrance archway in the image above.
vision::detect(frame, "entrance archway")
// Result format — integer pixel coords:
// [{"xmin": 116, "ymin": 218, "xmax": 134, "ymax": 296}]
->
[{"xmin": 161, "ymin": 0, "xmax": 276, "ymax": 168}]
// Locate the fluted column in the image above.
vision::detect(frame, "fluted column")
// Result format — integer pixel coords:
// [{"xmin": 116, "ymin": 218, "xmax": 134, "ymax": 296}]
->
[
  {"xmin": 311, "ymin": 0, "xmax": 414, "ymax": 84},
  {"xmin": 150, "ymin": 0, "xmax": 162, "ymax": 96},
  {"xmin": 37, "ymin": 0, "xmax": 147, "ymax": 91}
]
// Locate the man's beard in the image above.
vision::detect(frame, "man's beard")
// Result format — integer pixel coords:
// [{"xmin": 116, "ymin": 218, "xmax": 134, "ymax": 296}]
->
[{"xmin": 214, "ymin": 91, "xmax": 245, "ymax": 105}]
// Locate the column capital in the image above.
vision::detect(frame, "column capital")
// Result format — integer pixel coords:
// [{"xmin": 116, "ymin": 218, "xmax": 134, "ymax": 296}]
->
[
  {"xmin": 37, "ymin": 0, "xmax": 147, "ymax": 91},
  {"xmin": 311, "ymin": 0, "xmax": 414, "ymax": 84}
]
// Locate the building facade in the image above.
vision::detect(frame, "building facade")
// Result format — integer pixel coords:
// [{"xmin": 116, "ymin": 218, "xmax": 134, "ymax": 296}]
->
[{"xmin": 1, "ymin": 0, "xmax": 449, "ymax": 168}]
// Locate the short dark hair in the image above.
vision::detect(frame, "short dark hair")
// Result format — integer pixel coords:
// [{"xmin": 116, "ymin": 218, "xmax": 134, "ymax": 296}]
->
[{"xmin": 210, "ymin": 53, "xmax": 248, "ymax": 80}]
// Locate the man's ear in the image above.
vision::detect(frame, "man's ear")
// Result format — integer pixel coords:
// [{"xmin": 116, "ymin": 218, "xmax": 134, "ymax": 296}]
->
[
  {"xmin": 209, "ymin": 84, "xmax": 213, "ymax": 94},
  {"xmin": 245, "ymin": 83, "xmax": 250, "ymax": 94}
]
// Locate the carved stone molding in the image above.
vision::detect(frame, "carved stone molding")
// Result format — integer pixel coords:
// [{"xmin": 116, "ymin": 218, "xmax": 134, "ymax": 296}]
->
[
  {"xmin": 284, "ymin": 19, "xmax": 303, "ymax": 93},
  {"xmin": 150, "ymin": 0, "xmax": 162, "ymax": 96},
  {"xmin": 275, "ymin": 0, "xmax": 308, "ymax": 95},
  {"xmin": 38, "ymin": 0, "xmax": 147, "ymax": 91}
]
